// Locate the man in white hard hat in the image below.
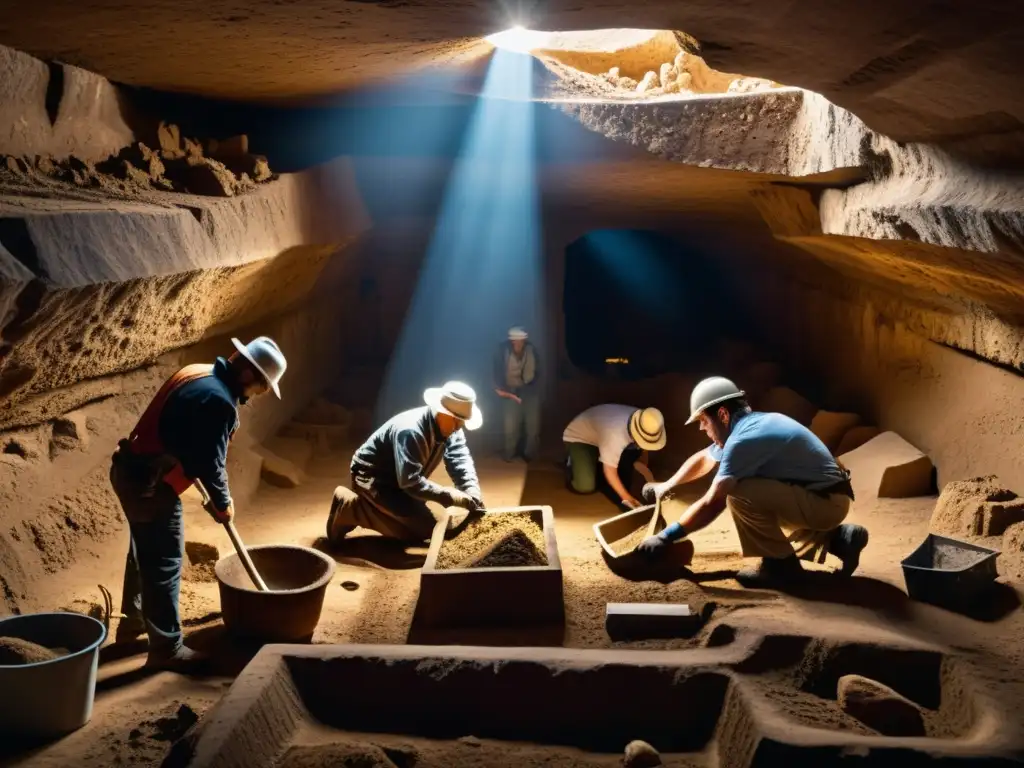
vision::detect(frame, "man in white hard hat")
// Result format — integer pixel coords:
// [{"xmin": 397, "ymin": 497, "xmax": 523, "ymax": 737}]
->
[
  {"xmin": 326, "ymin": 381, "xmax": 486, "ymax": 544},
  {"xmin": 110, "ymin": 337, "xmax": 287, "ymax": 670},
  {"xmin": 637, "ymin": 376, "xmax": 867, "ymax": 587},
  {"xmin": 493, "ymin": 326, "xmax": 541, "ymax": 462},
  {"xmin": 563, "ymin": 404, "xmax": 666, "ymax": 510}
]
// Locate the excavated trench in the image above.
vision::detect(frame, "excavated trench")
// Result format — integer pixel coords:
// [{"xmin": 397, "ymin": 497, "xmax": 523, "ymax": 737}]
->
[
  {"xmin": 0, "ymin": 16, "xmax": 1023, "ymax": 768},
  {"xmin": 170, "ymin": 634, "xmax": 1006, "ymax": 768}
]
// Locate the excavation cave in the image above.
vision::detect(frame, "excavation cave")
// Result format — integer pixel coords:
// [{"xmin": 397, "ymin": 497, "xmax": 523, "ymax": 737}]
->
[{"xmin": 0, "ymin": 4, "xmax": 1024, "ymax": 767}]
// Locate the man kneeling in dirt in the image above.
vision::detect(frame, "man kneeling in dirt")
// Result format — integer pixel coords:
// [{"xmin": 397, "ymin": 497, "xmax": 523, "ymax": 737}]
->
[
  {"xmin": 637, "ymin": 376, "xmax": 868, "ymax": 587},
  {"xmin": 110, "ymin": 337, "xmax": 287, "ymax": 670},
  {"xmin": 326, "ymin": 381, "xmax": 486, "ymax": 545}
]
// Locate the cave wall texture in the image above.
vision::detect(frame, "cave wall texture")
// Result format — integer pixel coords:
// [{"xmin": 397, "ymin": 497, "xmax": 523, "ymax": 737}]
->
[{"xmin": 1, "ymin": 1, "xmax": 1024, "ymax": 611}]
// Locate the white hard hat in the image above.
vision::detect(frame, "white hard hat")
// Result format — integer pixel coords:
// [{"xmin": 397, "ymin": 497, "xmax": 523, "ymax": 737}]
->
[
  {"xmin": 232, "ymin": 337, "xmax": 287, "ymax": 399},
  {"xmin": 686, "ymin": 376, "xmax": 745, "ymax": 424},
  {"xmin": 508, "ymin": 326, "xmax": 528, "ymax": 341}
]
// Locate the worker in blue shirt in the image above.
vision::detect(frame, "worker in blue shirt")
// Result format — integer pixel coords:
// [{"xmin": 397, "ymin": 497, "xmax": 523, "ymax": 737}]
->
[
  {"xmin": 638, "ymin": 376, "xmax": 868, "ymax": 587},
  {"xmin": 110, "ymin": 337, "xmax": 286, "ymax": 670}
]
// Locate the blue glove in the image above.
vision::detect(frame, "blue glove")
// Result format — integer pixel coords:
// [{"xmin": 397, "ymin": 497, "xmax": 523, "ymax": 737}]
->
[{"xmin": 636, "ymin": 522, "xmax": 687, "ymax": 557}]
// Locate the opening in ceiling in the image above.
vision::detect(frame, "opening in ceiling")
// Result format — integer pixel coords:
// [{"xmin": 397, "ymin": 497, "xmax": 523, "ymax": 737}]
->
[{"xmin": 486, "ymin": 28, "xmax": 785, "ymax": 101}]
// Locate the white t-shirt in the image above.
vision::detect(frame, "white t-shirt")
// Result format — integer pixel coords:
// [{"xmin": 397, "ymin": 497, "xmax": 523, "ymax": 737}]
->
[{"xmin": 562, "ymin": 404, "xmax": 637, "ymax": 467}]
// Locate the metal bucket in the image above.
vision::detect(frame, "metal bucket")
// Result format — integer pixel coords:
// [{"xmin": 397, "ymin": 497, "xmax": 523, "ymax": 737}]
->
[
  {"xmin": 0, "ymin": 612, "xmax": 107, "ymax": 740},
  {"xmin": 216, "ymin": 544, "xmax": 335, "ymax": 643}
]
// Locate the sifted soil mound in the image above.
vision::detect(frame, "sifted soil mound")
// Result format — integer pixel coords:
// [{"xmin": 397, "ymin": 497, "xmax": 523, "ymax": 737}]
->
[
  {"xmin": 0, "ymin": 636, "xmax": 67, "ymax": 664},
  {"xmin": 436, "ymin": 512, "xmax": 547, "ymax": 570}
]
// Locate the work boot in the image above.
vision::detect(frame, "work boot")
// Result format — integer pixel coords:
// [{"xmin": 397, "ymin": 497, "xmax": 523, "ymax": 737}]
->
[
  {"xmin": 736, "ymin": 555, "xmax": 804, "ymax": 588},
  {"xmin": 829, "ymin": 524, "xmax": 869, "ymax": 577},
  {"xmin": 145, "ymin": 645, "xmax": 209, "ymax": 673},
  {"xmin": 327, "ymin": 486, "xmax": 356, "ymax": 546},
  {"xmin": 114, "ymin": 615, "xmax": 146, "ymax": 644}
]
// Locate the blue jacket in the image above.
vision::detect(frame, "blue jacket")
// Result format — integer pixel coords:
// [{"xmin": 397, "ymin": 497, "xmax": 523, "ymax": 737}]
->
[
  {"xmin": 159, "ymin": 357, "xmax": 240, "ymax": 510},
  {"xmin": 351, "ymin": 406, "xmax": 481, "ymax": 504}
]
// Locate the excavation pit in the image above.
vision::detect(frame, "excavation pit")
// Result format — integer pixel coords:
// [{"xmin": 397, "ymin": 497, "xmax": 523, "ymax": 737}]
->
[
  {"xmin": 173, "ymin": 641, "xmax": 1012, "ymax": 768},
  {"xmin": 417, "ymin": 506, "xmax": 563, "ymax": 628}
]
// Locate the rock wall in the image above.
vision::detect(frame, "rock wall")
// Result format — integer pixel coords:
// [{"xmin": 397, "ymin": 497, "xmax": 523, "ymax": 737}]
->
[
  {"xmin": 0, "ymin": 44, "xmax": 133, "ymax": 162},
  {"xmin": 743, "ymin": 268, "xmax": 1024, "ymax": 492}
]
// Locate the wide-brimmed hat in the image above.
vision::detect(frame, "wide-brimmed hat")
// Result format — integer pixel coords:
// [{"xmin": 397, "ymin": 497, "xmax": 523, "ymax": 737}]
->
[
  {"xmin": 231, "ymin": 337, "xmax": 286, "ymax": 399},
  {"xmin": 424, "ymin": 381, "xmax": 483, "ymax": 431},
  {"xmin": 508, "ymin": 326, "xmax": 528, "ymax": 341},
  {"xmin": 630, "ymin": 407, "xmax": 666, "ymax": 451}
]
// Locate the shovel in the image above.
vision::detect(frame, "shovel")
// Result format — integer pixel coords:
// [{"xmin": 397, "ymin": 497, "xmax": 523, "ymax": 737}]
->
[{"xmin": 193, "ymin": 479, "xmax": 268, "ymax": 592}]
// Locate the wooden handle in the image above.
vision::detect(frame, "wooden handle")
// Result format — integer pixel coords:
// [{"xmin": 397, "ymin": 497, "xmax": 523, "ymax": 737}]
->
[
  {"xmin": 193, "ymin": 479, "xmax": 268, "ymax": 592},
  {"xmin": 224, "ymin": 520, "xmax": 269, "ymax": 592}
]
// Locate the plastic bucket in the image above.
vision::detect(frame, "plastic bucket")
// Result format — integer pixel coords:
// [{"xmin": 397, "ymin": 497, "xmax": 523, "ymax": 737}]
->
[
  {"xmin": 901, "ymin": 533, "xmax": 1000, "ymax": 613},
  {"xmin": 0, "ymin": 612, "xmax": 107, "ymax": 740}
]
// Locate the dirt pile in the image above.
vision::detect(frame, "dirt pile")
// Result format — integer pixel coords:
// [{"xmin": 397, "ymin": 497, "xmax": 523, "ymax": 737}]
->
[
  {"xmin": 436, "ymin": 512, "xmax": 547, "ymax": 570},
  {"xmin": 183, "ymin": 541, "xmax": 220, "ymax": 584},
  {"xmin": 930, "ymin": 476, "xmax": 1024, "ymax": 538},
  {"xmin": 0, "ymin": 635, "xmax": 67, "ymax": 664},
  {"xmin": 1, "ymin": 121, "xmax": 276, "ymax": 199},
  {"xmin": 609, "ymin": 525, "xmax": 648, "ymax": 557},
  {"xmin": 469, "ymin": 529, "xmax": 547, "ymax": 569}
]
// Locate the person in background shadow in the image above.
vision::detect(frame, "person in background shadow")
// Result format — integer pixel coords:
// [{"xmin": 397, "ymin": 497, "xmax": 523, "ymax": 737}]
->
[{"xmin": 493, "ymin": 326, "xmax": 542, "ymax": 462}]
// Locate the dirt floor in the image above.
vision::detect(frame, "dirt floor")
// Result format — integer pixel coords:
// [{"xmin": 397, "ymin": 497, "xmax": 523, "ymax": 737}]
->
[{"xmin": 2, "ymin": 446, "xmax": 1023, "ymax": 766}]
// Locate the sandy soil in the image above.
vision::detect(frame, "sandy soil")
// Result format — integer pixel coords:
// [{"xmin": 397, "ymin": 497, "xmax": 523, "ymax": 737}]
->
[
  {"xmin": 2, "ymin": 446, "xmax": 1023, "ymax": 766},
  {"xmin": 435, "ymin": 511, "xmax": 547, "ymax": 569}
]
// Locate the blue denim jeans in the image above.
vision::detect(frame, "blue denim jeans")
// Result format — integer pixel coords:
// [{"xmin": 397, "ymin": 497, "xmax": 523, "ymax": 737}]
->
[
  {"xmin": 111, "ymin": 461, "xmax": 184, "ymax": 654},
  {"xmin": 503, "ymin": 392, "xmax": 541, "ymax": 461}
]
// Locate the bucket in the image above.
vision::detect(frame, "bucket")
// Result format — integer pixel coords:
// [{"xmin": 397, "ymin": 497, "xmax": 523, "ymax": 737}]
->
[
  {"xmin": 901, "ymin": 533, "xmax": 1000, "ymax": 613},
  {"xmin": 216, "ymin": 544, "xmax": 335, "ymax": 643},
  {"xmin": 0, "ymin": 612, "xmax": 107, "ymax": 740}
]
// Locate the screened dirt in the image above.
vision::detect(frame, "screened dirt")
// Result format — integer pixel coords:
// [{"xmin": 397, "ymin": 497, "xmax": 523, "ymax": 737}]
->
[
  {"xmin": 435, "ymin": 512, "xmax": 547, "ymax": 570},
  {"xmin": 0, "ymin": 636, "xmax": 68, "ymax": 664},
  {"xmin": 609, "ymin": 526, "xmax": 649, "ymax": 557}
]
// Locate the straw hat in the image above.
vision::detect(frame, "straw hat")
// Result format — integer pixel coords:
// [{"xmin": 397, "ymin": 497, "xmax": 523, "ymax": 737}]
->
[{"xmin": 629, "ymin": 407, "xmax": 666, "ymax": 450}]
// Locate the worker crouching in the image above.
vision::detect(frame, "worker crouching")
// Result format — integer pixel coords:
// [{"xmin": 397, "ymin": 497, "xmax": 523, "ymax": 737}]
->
[
  {"xmin": 638, "ymin": 376, "xmax": 868, "ymax": 587},
  {"xmin": 326, "ymin": 381, "xmax": 486, "ymax": 545},
  {"xmin": 110, "ymin": 337, "xmax": 287, "ymax": 671}
]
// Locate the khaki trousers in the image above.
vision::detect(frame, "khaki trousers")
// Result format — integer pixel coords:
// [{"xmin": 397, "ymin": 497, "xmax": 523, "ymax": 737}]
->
[
  {"xmin": 330, "ymin": 484, "xmax": 440, "ymax": 542},
  {"xmin": 727, "ymin": 478, "xmax": 850, "ymax": 562}
]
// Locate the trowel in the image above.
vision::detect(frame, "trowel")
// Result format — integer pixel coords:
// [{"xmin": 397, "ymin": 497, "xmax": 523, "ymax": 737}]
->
[{"xmin": 194, "ymin": 479, "xmax": 268, "ymax": 592}]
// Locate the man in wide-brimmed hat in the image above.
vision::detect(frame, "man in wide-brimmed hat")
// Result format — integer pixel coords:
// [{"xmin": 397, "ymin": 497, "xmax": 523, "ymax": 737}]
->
[
  {"xmin": 326, "ymin": 381, "xmax": 486, "ymax": 544},
  {"xmin": 562, "ymin": 404, "xmax": 666, "ymax": 510},
  {"xmin": 110, "ymin": 336, "xmax": 287, "ymax": 670}
]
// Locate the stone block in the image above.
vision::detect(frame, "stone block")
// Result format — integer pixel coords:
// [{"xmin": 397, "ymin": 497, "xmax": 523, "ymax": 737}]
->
[
  {"xmin": 809, "ymin": 410, "xmax": 861, "ymax": 454},
  {"xmin": 839, "ymin": 431, "xmax": 934, "ymax": 498},
  {"xmin": 605, "ymin": 602, "xmax": 703, "ymax": 641},
  {"xmin": 837, "ymin": 674, "xmax": 926, "ymax": 736}
]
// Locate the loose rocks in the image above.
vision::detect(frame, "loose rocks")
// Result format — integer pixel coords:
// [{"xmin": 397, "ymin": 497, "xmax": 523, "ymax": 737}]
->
[{"xmin": 623, "ymin": 739, "xmax": 661, "ymax": 767}]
